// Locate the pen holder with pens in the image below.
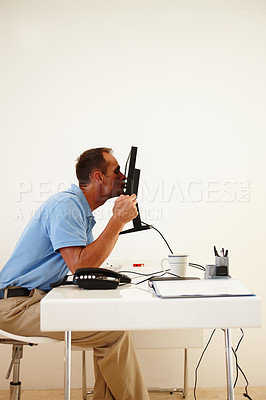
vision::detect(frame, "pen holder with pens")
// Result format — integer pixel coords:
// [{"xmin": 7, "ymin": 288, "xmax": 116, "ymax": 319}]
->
[{"xmin": 205, "ymin": 247, "xmax": 230, "ymax": 279}]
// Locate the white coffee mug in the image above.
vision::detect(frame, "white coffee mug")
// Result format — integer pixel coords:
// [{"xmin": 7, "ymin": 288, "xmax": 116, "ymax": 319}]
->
[{"xmin": 161, "ymin": 254, "xmax": 189, "ymax": 277}]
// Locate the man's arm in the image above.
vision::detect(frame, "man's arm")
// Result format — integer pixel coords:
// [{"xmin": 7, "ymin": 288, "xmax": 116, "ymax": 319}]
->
[{"xmin": 59, "ymin": 194, "xmax": 137, "ymax": 273}]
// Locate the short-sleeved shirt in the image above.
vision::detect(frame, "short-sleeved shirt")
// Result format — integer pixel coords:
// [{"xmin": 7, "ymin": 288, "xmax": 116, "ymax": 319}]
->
[{"xmin": 0, "ymin": 184, "xmax": 96, "ymax": 293}]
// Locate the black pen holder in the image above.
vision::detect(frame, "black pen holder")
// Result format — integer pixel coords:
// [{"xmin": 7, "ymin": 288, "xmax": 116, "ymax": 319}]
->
[
  {"xmin": 205, "ymin": 257, "xmax": 229, "ymax": 279},
  {"xmin": 215, "ymin": 256, "xmax": 229, "ymax": 267}
]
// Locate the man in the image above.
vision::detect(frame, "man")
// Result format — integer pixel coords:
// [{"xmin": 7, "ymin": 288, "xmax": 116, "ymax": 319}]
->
[{"xmin": 0, "ymin": 148, "xmax": 150, "ymax": 400}]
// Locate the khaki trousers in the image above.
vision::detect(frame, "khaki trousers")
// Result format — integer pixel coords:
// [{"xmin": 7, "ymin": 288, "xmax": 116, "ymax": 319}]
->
[{"xmin": 0, "ymin": 289, "xmax": 150, "ymax": 400}]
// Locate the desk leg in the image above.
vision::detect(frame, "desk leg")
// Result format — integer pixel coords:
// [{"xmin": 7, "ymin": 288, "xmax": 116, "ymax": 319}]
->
[
  {"xmin": 224, "ymin": 329, "xmax": 234, "ymax": 400},
  {"xmin": 183, "ymin": 348, "xmax": 188, "ymax": 398},
  {"xmin": 64, "ymin": 331, "xmax": 71, "ymax": 400}
]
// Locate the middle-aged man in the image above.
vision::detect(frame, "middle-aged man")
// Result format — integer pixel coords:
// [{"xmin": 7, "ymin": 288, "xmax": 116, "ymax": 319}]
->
[{"xmin": 0, "ymin": 147, "xmax": 150, "ymax": 400}]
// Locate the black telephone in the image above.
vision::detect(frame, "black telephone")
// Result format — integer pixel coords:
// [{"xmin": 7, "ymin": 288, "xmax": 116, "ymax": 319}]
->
[{"xmin": 50, "ymin": 268, "xmax": 131, "ymax": 290}]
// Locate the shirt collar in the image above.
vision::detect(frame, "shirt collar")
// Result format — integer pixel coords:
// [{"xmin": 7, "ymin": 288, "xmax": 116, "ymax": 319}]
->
[{"xmin": 67, "ymin": 184, "xmax": 94, "ymax": 219}]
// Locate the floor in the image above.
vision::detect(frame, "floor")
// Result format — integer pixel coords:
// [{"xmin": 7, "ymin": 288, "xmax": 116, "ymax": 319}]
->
[{"xmin": 0, "ymin": 387, "xmax": 265, "ymax": 400}]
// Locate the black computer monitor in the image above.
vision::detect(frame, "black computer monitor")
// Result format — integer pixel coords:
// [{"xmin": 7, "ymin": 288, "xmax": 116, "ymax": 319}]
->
[{"xmin": 120, "ymin": 146, "xmax": 151, "ymax": 235}]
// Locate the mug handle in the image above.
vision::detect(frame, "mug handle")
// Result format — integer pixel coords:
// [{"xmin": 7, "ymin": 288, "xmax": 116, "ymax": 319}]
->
[{"xmin": 161, "ymin": 258, "xmax": 169, "ymax": 272}]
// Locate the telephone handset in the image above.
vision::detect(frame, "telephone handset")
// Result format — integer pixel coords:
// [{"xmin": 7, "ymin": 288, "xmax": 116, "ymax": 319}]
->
[{"xmin": 50, "ymin": 268, "xmax": 131, "ymax": 290}]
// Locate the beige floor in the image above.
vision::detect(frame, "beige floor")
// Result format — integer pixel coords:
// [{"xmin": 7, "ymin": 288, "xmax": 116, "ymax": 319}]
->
[{"xmin": 0, "ymin": 387, "xmax": 265, "ymax": 400}]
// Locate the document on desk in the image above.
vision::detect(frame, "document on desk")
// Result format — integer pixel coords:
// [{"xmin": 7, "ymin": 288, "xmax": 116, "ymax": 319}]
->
[{"xmin": 151, "ymin": 278, "xmax": 254, "ymax": 298}]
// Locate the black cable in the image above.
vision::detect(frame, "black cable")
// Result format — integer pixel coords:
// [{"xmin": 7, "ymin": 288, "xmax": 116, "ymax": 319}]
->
[
  {"xmin": 232, "ymin": 348, "xmax": 252, "ymax": 399},
  {"xmin": 233, "ymin": 348, "xmax": 239, "ymax": 389},
  {"xmin": 235, "ymin": 328, "xmax": 245, "ymax": 352},
  {"xmin": 232, "ymin": 347, "xmax": 252, "ymax": 399},
  {"xmin": 120, "ymin": 269, "xmax": 170, "ymax": 277},
  {"xmin": 194, "ymin": 329, "xmax": 216, "ymax": 400},
  {"xmin": 142, "ymin": 222, "xmax": 206, "ymax": 274},
  {"xmin": 120, "ymin": 268, "xmax": 173, "ymax": 286},
  {"xmin": 192, "ymin": 325, "xmax": 254, "ymax": 400},
  {"xmin": 132, "ymin": 272, "xmax": 169, "ymax": 285},
  {"xmin": 231, "ymin": 329, "xmax": 252, "ymax": 400},
  {"xmin": 189, "ymin": 263, "xmax": 206, "ymax": 271},
  {"xmin": 142, "ymin": 222, "xmax": 174, "ymax": 254},
  {"xmin": 233, "ymin": 329, "xmax": 245, "ymax": 388}
]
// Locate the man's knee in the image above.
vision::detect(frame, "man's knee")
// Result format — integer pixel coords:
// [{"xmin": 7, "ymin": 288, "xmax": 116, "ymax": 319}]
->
[
  {"xmin": 70, "ymin": 330, "xmax": 130, "ymax": 350},
  {"xmin": 96, "ymin": 330, "xmax": 130, "ymax": 348}
]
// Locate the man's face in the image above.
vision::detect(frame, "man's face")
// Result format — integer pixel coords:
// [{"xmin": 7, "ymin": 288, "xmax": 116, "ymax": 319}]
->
[{"xmin": 100, "ymin": 152, "xmax": 126, "ymax": 199}]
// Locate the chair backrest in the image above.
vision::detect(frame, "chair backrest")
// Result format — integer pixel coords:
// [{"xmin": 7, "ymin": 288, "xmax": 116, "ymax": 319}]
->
[{"xmin": 0, "ymin": 329, "xmax": 59, "ymax": 344}]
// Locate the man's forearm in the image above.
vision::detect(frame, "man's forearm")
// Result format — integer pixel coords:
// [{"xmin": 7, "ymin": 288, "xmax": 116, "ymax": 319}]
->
[
  {"xmin": 78, "ymin": 216, "xmax": 125, "ymax": 267},
  {"xmin": 60, "ymin": 216, "xmax": 125, "ymax": 272}
]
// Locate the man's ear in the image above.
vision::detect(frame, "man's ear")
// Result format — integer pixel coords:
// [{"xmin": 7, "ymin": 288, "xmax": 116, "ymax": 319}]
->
[{"xmin": 93, "ymin": 170, "xmax": 104, "ymax": 184}]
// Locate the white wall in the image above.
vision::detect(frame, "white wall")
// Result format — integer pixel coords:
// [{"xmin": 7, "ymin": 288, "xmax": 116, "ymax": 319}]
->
[{"xmin": 0, "ymin": 0, "xmax": 265, "ymax": 390}]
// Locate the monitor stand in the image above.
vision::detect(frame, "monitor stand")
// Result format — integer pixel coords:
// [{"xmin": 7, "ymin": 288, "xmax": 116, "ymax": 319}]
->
[{"xmin": 119, "ymin": 206, "xmax": 152, "ymax": 235}]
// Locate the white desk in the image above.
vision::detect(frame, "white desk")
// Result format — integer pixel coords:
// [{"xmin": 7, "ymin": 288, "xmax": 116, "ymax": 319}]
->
[{"xmin": 40, "ymin": 280, "xmax": 261, "ymax": 400}]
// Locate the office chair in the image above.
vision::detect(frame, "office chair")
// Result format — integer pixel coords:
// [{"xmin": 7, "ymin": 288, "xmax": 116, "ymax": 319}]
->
[
  {"xmin": 0, "ymin": 329, "xmax": 92, "ymax": 400},
  {"xmin": 0, "ymin": 329, "xmax": 60, "ymax": 400}
]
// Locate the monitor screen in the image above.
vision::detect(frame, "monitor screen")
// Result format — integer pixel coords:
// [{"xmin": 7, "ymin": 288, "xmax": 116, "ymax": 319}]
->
[
  {"xmin": 124, "ymin": 146, "xmax": 139, "ymax": 196},
  {"xmin": 120, "ymin": 146, "xmax": 151, "ymax": 234}
]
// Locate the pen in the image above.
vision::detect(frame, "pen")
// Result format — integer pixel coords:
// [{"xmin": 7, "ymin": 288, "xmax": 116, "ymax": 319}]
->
[{"xmin": 214, "ymin": 246, "xmax": 219, "ymax": 257}]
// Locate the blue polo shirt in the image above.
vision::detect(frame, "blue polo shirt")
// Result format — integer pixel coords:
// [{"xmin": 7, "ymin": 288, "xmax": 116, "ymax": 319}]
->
[{"xmin": 0, "ymin": 184, "xmax": 96, "ymax": 293}]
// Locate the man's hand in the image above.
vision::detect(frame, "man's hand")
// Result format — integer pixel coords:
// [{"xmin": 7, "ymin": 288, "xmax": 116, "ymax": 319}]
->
[{"xmin": 112, "ymin": 194, "xmax": 138, "ymax": 224}]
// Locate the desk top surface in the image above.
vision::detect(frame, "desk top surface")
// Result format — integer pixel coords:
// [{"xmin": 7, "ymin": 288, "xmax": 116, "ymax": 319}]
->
[{"xmin": 40, "ymin": 279, "xmax": 261, "ymax": 332}]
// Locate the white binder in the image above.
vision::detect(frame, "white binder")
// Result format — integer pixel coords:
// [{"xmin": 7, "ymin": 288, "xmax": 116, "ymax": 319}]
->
[{"xmin": 150, "ymin": 278, "xmax": 254, "ymax": 298}]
